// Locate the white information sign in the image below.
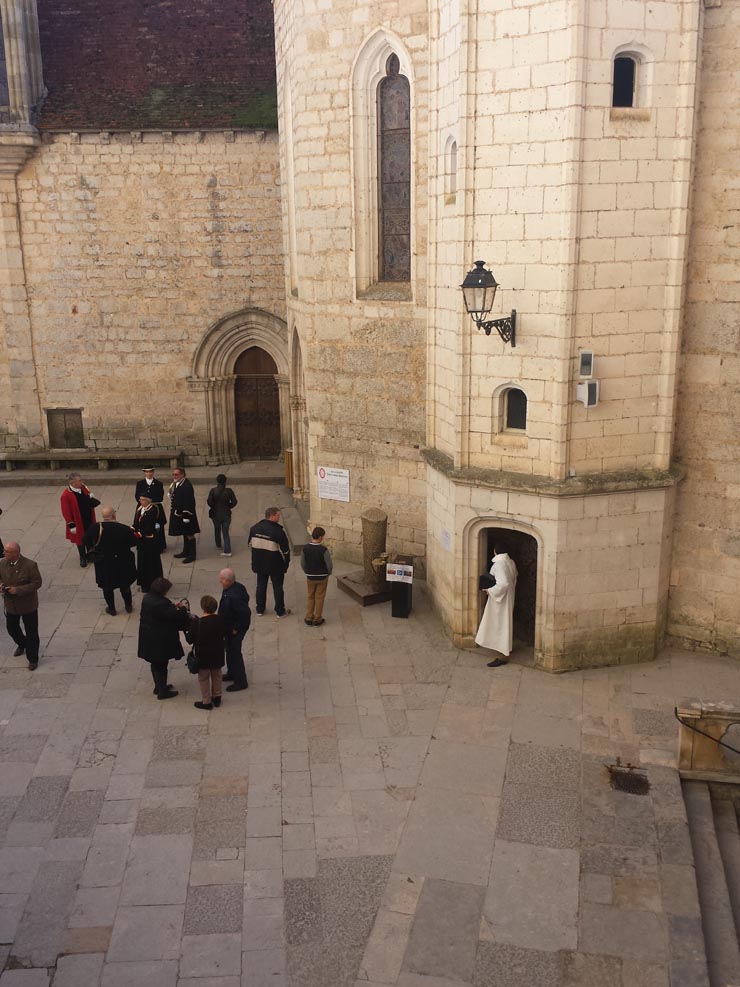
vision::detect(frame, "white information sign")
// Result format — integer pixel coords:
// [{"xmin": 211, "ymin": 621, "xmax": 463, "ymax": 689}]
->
[
  {"xmin": 441, "ymin": 528, "xmax": 452, "ymax": 552},
  {"xmin": 386, "ymin": 564, "xmax": 413, "ymax": 584},
  {"xmin": 317, "ymin": 466, "xmax": 350, "ymax": 503}
]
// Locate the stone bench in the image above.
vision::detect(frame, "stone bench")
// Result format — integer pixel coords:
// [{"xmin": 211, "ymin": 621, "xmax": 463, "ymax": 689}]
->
[{"xmin": 0, "ymin": 449, "xmax": 184, "ymax": 472}]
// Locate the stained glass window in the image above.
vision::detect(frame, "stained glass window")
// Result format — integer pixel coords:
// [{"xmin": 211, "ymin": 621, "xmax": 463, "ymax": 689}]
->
[{"xmin": 377, "ymin": 54, "xmax": 410, "ymax": 282}]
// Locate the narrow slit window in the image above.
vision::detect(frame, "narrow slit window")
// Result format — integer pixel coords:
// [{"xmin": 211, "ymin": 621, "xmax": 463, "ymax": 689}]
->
[
  {"xmin": 505, "ymin": 389, "xmax": 527, "ymax": 431},
  {"xmin": 446, "ymin": 139, "xmax": 457, "ymax": 199},
  {"xmin": 377, "ymin": 53, "xmax": 411, "ymax": 282},
  {"xmin": 613, "ymin": 56, "xmax": 637, "ymax": 108}
]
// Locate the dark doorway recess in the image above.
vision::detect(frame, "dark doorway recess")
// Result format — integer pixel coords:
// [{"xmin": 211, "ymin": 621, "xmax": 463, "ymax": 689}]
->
[
  {"xmin": 484, "ymin": 527, "xmax": 538, "ymax": 646},
  {"xmin": 234, "ymin": 346, "xmax": 281, "ymax": 459}
]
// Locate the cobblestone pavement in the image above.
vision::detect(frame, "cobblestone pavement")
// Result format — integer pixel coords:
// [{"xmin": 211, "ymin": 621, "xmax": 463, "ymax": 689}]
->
[{"xmin": 0, "ymin": 480, "xmax": 735, "ymax": 986}]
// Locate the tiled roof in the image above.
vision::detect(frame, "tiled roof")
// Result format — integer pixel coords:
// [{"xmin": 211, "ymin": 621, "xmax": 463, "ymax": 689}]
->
[{"xmin": 37, "ymin": 0, "xmax": 277, "ymax": 131}]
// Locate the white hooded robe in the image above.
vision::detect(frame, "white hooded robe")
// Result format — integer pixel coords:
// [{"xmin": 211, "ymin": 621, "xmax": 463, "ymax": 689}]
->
[{"xmin": 475, "ymin": 552, "xmax": 518, "ymax": 655}]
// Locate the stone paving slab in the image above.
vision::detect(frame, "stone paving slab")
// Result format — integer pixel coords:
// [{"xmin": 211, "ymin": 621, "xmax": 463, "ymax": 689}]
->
[{"xmin": 0, "ymin": 482, "xmax": 725, "ymax": 984}]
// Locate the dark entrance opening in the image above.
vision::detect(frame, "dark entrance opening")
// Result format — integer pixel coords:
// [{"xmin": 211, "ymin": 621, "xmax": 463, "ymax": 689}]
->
[
  {"xmin": 234, "ymin": 346, "xmax": 281, "ymax": 460},
  {"xmin": 483, "ymin": 528, "xmax": 538, "ymax": 647}
]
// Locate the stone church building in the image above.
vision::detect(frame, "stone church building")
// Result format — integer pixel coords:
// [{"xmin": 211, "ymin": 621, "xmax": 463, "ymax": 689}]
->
[{"xmin": 0, "ymin": 0, "xmax": 737, "ymax": 671}]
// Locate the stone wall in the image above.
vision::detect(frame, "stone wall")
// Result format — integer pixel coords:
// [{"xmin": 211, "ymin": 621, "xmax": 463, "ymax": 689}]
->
[
  {"xmin": 669, "ymin": 0, "xmax": 740, "ymax": 658},
  {"xmin": 4, "ymin": 130, "xmax": 284, "ymax": 458},
  {"xmin": 274, "ymin": 0, "xmax": 429, "ymax": 566}
]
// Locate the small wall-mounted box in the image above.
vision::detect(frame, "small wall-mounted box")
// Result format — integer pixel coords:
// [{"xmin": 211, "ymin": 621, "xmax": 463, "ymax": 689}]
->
[
  {"xmin": 576, "ymin": 380, "xmax": 600, "ymax": 408},
  {"xmin": 578, "ymin": 351, "xmax": 594, "ymax": 378}
]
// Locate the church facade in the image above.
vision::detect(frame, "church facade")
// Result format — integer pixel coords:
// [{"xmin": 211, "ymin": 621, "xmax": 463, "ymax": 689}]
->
[{"xmin": 0, "ymin": 0, "xmax": 738, "ymax": 670}]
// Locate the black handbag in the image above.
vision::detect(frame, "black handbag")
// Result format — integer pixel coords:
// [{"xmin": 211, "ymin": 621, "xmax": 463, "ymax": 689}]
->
[
  {"xmin": 186, "ymin": 649, "xmax": 198, "ymax": 674},
  {"xmin": 86, "ymin": 523, "xmax": 104, "ymax": 563}
]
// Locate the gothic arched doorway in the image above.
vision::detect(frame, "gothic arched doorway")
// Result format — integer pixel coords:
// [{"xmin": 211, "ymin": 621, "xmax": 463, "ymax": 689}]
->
[
  {"xmin": 234, "ymin": 347, "xmax": 281, "ymax": 459},
  {"xmin": 480, "ymin": 527, "xmax": 538, "ymax": 647},
  {"xmin": 188, "ymin": 308, "xmax": 290, "ymax": 464}
]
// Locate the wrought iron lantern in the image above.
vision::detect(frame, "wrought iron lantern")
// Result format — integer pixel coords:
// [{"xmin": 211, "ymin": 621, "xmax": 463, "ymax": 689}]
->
[{"xmin": 460, "ymin": 260, "xmax": 516, "ymax": 345}]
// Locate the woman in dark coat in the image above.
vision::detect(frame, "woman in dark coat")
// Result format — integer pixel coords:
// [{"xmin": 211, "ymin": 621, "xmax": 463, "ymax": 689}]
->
[
  {"xmin": 137, "ymin": 577, "xmax": 190, "ymax": 699},
  {"xmin": 185, "ymin": 595, "xmax": 226, "ymax": 711},
  {"xmin": 133, "ymin": 495, "xmax": 163, "ymax": 592}
]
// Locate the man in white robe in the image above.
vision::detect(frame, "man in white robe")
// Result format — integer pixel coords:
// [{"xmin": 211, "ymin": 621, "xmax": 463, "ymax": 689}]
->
[{"xmin": 475, "ymin": 544, "xmax": 518, "ymax": 668}]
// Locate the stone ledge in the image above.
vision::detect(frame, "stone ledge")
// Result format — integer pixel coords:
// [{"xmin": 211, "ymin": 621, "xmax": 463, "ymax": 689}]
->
[{"xmin": 422, "ymin": 446, "xmax": 684, "ymax": 498}]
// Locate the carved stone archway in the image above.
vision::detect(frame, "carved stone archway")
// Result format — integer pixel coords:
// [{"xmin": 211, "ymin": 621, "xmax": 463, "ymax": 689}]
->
[{"xmin": 189, "ymin": 308, "xmax": 289, "ymax": 464}]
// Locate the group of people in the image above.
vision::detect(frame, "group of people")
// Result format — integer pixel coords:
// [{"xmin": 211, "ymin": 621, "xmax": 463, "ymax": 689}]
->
[
  {"xmin": 137, "ymin": 568, "xmax": 251, "ymax": 708},
  {"xmin": 0, "ymin": 467, "xmax": 337, "ymax": 681}
]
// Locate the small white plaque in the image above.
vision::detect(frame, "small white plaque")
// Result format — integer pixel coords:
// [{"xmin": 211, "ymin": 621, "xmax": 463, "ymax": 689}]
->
[
  {"xmin": 386, "ymin": 564, "xmax": 413, "ymax": 584},
  {"xmin": 317, "ymin": 466, "xmax": 350, "ymax": 503},
  {"xmin": 441, "ymin": 528, "xmax": 452, "ymax": 551}
]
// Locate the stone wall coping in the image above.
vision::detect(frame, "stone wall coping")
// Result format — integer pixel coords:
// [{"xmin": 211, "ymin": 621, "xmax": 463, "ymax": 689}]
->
[
  {"xmin": 677, "ymin": 699, "xmax": 740, "ymax": 721},
  {"xmin": 422, "ymin": 446, "xmax": 685, "ymax": 498}
]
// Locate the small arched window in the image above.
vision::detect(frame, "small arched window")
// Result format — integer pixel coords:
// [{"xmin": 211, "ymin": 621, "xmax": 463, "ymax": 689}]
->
[
  {"xmin": 505, "ymin": 388, "xmax": 527, "ymax": 431},
  {"xmin": 613, "ymin": 55, "xmax": 638, "ymax": 108},
  {"xmin": 377, "ymin": 53, "xmax": 411, "ymax": 282}
]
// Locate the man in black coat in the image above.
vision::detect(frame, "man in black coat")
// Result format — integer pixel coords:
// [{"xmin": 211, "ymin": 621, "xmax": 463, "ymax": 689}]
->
[
  {"xmin": 135, "ymin": 467, "xmax": 166, "ymax": 552},
  {"xmin": 248, "ymin": 506, "xmax": 291, "ymax": 617},
  {"xmin": 218, "ymin": 568, "xmax": 251, "ymax": 692},
  {"xmin": 83, "ymin": 507, "xmax": 138, "ymax": 616},
  {"xmin": 168, "ymin": 467, "xmax": 200, "ymax": 565}
]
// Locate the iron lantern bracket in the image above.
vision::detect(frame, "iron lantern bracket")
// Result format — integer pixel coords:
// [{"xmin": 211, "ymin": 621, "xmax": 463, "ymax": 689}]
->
[{"xmin": 474, "ymin": 309, "xmax": 516, "ymax": 346}]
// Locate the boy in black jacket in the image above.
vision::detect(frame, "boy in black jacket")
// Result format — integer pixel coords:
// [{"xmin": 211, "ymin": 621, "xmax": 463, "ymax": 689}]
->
[{"xmin": 300, "ymin": 527, "xmax": 332, "ymax": 626}]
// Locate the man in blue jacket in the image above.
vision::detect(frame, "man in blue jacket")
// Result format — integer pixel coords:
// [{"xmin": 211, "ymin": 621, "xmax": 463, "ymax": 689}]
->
[
  {"xmin": 218, "ymin": 568, "xmax": 251, "ymax": 692},
  {"xmin": 248, "ymin": 506, "xmax": 291, "ymax": 617}
]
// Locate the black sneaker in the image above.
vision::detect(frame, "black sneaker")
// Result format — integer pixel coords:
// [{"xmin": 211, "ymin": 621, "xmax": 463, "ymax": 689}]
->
[
  {"xmin": 304, "ymin": 619, "xmax": 314, "ymax": 626},
  {"xmin": 276, "ymin": 609, "xmax": 292, "ymax": 618}
]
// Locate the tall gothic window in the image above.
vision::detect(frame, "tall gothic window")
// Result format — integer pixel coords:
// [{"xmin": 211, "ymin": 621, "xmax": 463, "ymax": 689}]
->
[{"xmin": 377, "ymin": 54, "xmax": 410, "ymax": 282}]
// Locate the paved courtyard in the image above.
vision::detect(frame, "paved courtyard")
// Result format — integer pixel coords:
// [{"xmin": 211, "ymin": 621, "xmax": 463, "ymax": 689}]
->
[{"xmin": 0, "ymin": 478, "xmax": 735, "ymax": 987}]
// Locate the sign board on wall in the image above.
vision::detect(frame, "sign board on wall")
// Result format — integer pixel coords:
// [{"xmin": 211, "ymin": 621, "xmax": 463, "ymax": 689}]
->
[{"xmin": 317, "ymin": 466, "xmax": 350, "ymax": 503}]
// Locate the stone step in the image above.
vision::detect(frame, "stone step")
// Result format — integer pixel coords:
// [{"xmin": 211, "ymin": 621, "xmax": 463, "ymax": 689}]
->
[
  {"xmin": 683, "ymin": 780, "xmax": 740, "ymax": 987},
  {"xmin": 712, "ymin": 786, "xmax": 740, "ymax": 948}
]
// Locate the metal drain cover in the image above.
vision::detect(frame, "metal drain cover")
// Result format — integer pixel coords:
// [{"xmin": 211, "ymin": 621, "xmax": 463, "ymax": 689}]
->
[{"xmin": 608, "ymin": 762, "xmax": 650, "ymax": 796}]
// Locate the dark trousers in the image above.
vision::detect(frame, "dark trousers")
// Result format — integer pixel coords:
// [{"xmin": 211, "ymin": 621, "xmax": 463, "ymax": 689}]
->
[
  {"xmin": 225, "ymin": 630, "xmax": 248, "ymax": 688},
  {"xmin": 256, "ymin": 571, "xmax": 286, "ymax": 615},
  {"xmin": 212, "ymin": 519, "xmax": 232, "ymax": 554},
  {"xmin": 77, "ymin": 545, "xmax": 86, "ymax": 562},
  {"xmin": 182, "ymin": 536, "xmax": 197, "ymax": 561},
  {"xmin": 103, "ymin": 587, "xmax": 132, "ymax": 611},
  {"xmin": 149, "ymin": 661, "xmax": 170, "ymax": 698},
  {"xmin": 6, "ymin": 610, "xmax": 40, "ymax": 663}
]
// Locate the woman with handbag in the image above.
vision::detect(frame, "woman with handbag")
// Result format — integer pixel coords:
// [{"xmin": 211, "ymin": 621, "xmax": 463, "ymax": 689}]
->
[
  {"xmin": 185, "ymin": 595, "xmax": 226, "ymax": 710},
  {"xmin": 60, "ymin": 473, "xmax": 100, "ymax": 568},
  {"xmin": 137, "ymin": 577, "xmax": 190, "ymax": 700}
]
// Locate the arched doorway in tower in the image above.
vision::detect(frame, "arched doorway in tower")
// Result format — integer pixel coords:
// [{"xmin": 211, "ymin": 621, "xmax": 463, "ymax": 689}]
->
[
  {"xmin": 234, "ymin": 347, "xmax": 281, "ymax": 459},
  {"xmin": 481, "ymin": 527, "xmax": 538, "ymax": 647}
]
